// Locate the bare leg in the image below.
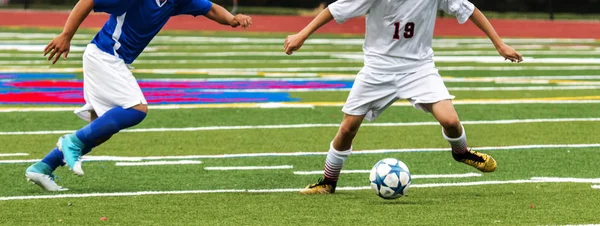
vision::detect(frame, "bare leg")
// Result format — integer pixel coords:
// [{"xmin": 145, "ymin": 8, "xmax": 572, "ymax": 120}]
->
[
  {"xmin": 424, "ymin": 100, "xmax": 467, "ymax": 154},
  {"xmin": 424, "ymin": 100, "xmax": 497, "ymax": 172}
]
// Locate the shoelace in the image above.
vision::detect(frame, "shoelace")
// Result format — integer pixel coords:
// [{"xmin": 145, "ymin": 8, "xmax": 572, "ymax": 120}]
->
[
  {"xmin": 309, "ymin": 178, "xmax": 327, "ymax": 188},
  {"xmin": 47, "ymin": 174, "xmax": 58, "ymax": 182}
]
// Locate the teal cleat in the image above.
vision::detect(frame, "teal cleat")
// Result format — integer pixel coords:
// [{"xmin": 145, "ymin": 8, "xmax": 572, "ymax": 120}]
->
[
  {"xmin": 57, "ymin": 134, "xmax": 85, "ymax": 176},
  {"xmin": 25, "ymin": 162, "xmax": 68, "ymax": 191}
]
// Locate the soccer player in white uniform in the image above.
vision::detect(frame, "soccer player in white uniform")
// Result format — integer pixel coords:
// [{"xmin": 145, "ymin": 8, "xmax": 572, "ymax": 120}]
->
[
  {"xmin": 25, "ymin": 0, "xmax": 252, "ymax": 191},
  {"xmin": 284, "ymin": 0, "xmax": 523, "ymax": 194}
]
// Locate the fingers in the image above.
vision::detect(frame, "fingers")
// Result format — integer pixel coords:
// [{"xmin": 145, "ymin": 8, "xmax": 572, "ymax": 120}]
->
[
  {"xmin": 43, "ymin": 42, "xmax": 54, "ymax": 56},
  {"xmin": 233, "ymin": 15, "xmax": 252, "ymax": 29},
  {"xmin": 46, "ymin": 48, "xmax": 57, "ymax": 61},
  {"xmin": 52, "ymin": 52, "xmax": 63, "ymax": 65},
  {"xmin": 516, "ymin": 51, "xmax": 523, "ymax": 62},
  {"xmin": 507, "ymin": 51, "xmax": 523, "ymax": 63},
  {"xmin": 45, "ymin": 45, "xmax": 69, "ymax": 64},
  {"xmin": 284, "ymin": 37, "xmax": 294, "ymax": 55},
  {"xmin": 242, "ymin": 16, "xmax": 252, "ymax": 29}
]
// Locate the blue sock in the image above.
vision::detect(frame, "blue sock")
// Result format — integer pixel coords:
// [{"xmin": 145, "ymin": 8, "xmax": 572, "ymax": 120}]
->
[
  {"xmin": 40, "ymin": 136, "xmax": 109, "ymax": 172},
  {"xmin": 41, "ymin": 148, "xmax": 65, "ymax": 171},
  {"xmin": 75, "ymin": 107, "xmax": 146, "ymax": 148}
]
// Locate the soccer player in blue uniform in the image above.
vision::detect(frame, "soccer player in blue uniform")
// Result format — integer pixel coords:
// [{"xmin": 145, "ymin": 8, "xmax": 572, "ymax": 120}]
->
[{"xmin": 25, "ymin": 0, "xmax": 252, "ymax": 191}]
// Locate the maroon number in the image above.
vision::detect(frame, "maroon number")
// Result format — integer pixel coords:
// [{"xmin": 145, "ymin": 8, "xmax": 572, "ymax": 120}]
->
[
  {"xmin": 404, "ymin": 22, "xmax": 415, "ymax": 39},
  {"xmin": 393, "ymin": 22, "xmax": 401, "ymax": 40},
  {"xmin": 392, "ymin": 22, "xmax": 416, "ymax": 40}
]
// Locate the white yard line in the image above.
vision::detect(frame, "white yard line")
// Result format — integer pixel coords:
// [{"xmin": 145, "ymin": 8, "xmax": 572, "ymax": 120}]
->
[
  {"xmin": 5, "ymin": 66, "xmax": 600, "ymax": 74},
  {"xmin": 1, "ymin": 143, "xmax": 599, "ymax": 164},
  {"xmin": 435, "ymin": 50, "xmax": 600, "ymax": 56},
  {"xmin": 293, "ymin": 171, "xmax": 482, "ymax": 179},
  {"xmin": 0, "ymin": 32, "xmax": 92, "ymax": 39},
  {"xmin": 115, "ymin": 160, "xmax": 202, "ymax": 166},
  {"xmin": 4, "ymin": 50, "xmax": 600, "ymax": 59},
  {"xmin": 8, "ymin": 56, "xmax": 600, "ymax": 65},
  {"xmin": 204, "ymin": 165, "xmax": 293, "ymax": 171},
  {"xmin": 562, "ymin": 224, "xmax": 600, "ymax": 226},
  {"xmin": 1, "ymin": 32, "xmax": 593, "ymax": 43},
  {"xmin": 530, "ymin": 177, "xmax": 600, "ymax": 183},
  {"xmin": 438, "ymin": 66, "xmax": 600, "ymax": 71},
  {"xmin": 1, "ymin": 117, "xmax": 599, "ymax": 136},
  {"xmin": 592, "ymin": 185, "xmax": 600, "ymax": 189},
  {"xmin": 0, "ymin": 59, "xmax": 360, "ymax": 65},
  {"xmin": 1, "ymin": 177, "xmax": 598, "ymax": 201},
  {"xmin": 1, "ymin": 99, "xmax": 600, "ymax": 113},
  {"xmin": 0, "ymin": 44, "xmax": 88, "ymax": 52},
  {"xmin": 0, "ymin": 153, "xmax": 28, "ymax": 157}
]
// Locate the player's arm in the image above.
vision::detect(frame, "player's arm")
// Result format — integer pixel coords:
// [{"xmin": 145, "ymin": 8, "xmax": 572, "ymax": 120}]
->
[
  {"xmin": 469, "ymin": 8, "xmax": 523, "ymax": 62},
  {"xmin": 204, "ymin": 3, "xmax": 251, "ymax": 28},
  {"xmin": 285, "ymin": 0, "xmax": 373, "ymax": 55},
  {"xmin": 284, "ymin": 8, "xmax": 334, "ymax": 55},
  {"xmin": 44, "ymin": 0, "xmax": 94, "ymax": 64}
]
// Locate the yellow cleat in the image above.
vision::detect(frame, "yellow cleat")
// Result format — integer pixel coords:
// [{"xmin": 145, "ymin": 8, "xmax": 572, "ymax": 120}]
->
[
  {"xmin": 299, "ymin": 178, "xmax": 337, "ymax": 194},
  {"xmin": 452, "ymin": 149, "xmax": 497, "ymax": 172}
]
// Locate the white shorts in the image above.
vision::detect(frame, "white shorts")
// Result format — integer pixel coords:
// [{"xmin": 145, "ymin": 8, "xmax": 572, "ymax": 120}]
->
[
  {"xmin": 74, "ymin": 44, "xmax": 147, "ymax": 122},
  {"xmin": 342, "ymin": 67, "xmax": 454, "ymax": 121}
]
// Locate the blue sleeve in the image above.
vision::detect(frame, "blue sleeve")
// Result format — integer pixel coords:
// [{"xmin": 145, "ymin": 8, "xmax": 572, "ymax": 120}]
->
[
  {"xmin": 93, "ymin": 0, "xmax": 138, "ymax": 15},
  {"xmin": 174, "ymin": 0, "xmax": 213, "ymax": 16}
]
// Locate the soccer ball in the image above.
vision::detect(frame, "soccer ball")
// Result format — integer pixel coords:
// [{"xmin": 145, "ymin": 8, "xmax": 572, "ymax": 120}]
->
[{"xmin": 369, "ymin": 158, "xmax": 411, "ymax": 199}]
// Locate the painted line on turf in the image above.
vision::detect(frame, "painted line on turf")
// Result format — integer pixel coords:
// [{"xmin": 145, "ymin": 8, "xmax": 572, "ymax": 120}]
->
[
  {"xmin": 2, "ymin": 177, "xmax": 599, "ymax": 201},
  {"xmin": 7, "ymin": 65, "xmax": 600, "ymax": 74},
  {"xmin": 293, "ymin": 171, "xmax": 482, "ymax": 179},
  {"xmin": 530, "ymin": 177, "xmax": 600, "ymax": 183},
  {"xmin": 2, "ymin": 32, "xmax": 594, "ymax": 43},
  {"xmin": 562, "ymin": 224, "xmax": 600, "ymax": 226},
  {"xmin": 592, "ymin": 185, "xmax": 600, "ymax": 189},
  {"xmin": 204, "ymin": 165, "xmax": 293, "ymax": 171},
  {"xmin": 7, "ymin": 49, "xmax": 600, "ymax": 58},
  {"xmin": 115, "ymin": 160, "xmax": 202, "ymax": 166},
  {"xmin": 9, "ymin": 56, "xmax": 600, "ymax": 65},
  {"xmin": 1, "ymin": 143, "xmax": 599, "ymax": 164},
  {"xmin": 1, "ymin": 117, "xmax": 600, "ymax": 136},
  {"xmin": 0, "ymin": 153, "xmax": 28, "ymax": 157},
  {"xmin": 0, "ymin": 59, "xmax": 362, "ymax": 65},
  {"xmin": 1, "ymin": 99, "xmax": 600, "ymax": 113}
]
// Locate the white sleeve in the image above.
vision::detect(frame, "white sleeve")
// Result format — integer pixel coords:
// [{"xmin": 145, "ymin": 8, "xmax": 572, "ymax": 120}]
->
[
  {"xmin": 438, "ymin": 0, "xmax": 475, "ymax": 24},
  {"xmin": 328, "ymin": 0, "xmax": 376, "ymax": 24}
]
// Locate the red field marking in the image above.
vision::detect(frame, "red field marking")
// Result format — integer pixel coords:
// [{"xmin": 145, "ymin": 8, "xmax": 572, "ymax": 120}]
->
[{"xmin": 0, "ymin": 10, "xmax": 598, "ymax": 38}]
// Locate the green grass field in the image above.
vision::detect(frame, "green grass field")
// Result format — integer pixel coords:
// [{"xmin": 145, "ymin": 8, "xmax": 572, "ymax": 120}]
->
[{"xmin": 0, "ymin": 27, "xmax": 599, "ymax": 225}]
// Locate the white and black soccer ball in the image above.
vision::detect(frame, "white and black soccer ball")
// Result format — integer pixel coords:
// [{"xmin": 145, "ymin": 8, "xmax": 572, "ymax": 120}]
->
[{"xmin": 369, "ymin": 158, "xmax": 411, "ymax": 199}]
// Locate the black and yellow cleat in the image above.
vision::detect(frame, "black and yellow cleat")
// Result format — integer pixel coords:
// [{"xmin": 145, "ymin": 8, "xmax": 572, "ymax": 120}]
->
[
  {"xmin": 299, "ymin": 178, "xmax": 337, "ymax": 194},
  {"xmin": 452, "ymin": 149, "xmax": 497, "ymax": 172}
]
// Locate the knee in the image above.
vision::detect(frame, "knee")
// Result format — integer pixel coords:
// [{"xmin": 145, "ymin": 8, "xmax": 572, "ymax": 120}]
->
[
  {"xmin": 439, "ymin": 117, "xmax": 461, "ymax": 131},
  {"xmin": 338, "ymin": 123, "xmax": 360, "ymax": 139}
]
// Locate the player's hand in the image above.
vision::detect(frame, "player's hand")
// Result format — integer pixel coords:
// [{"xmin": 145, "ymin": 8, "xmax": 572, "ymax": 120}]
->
[
  {"xmin": 44, "ymin": 33, "xmax": 71, "ymax": 65},
  {"xmin": 231, "ymin": 14, "xmax": 252, "ymax": 29},
  {"xmin": 284, "ymin": 33, "xmax": 307, "ymax": 55},
  {"xmin": 497, "ymin": 43, "xmax": 523, "ymax": 63}
]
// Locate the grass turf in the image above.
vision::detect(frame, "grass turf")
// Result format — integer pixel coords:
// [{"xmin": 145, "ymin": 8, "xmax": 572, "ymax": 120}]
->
[{"xmin": 0, "ymin": 28, "xmax": 599, "ymax": 225}]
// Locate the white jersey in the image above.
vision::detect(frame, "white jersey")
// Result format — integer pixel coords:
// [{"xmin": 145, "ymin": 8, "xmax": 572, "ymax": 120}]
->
[{"xmin": 329, "ymin": 0, "xmax": 475, "ymax": 72}]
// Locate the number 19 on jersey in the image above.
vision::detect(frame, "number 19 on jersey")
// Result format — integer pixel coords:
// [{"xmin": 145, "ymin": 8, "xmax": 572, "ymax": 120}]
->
[{"xmin": 393, "ymin": 22, "xmax": 415, "ymax": 40}]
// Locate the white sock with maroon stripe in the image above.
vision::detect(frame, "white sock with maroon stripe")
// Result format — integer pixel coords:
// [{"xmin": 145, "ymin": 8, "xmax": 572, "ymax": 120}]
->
[
  {"xmin": 442, "ymin": 124, "xmax": 468, "ymax": 154},
  {"xmin": 323, "ymin": 142, "xmax": 352, "ymax": 182}
]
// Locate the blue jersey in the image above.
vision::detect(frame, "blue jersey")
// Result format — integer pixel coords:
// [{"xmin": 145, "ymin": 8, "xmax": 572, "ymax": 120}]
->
[{"xmin": 91, "ymin": 0, "xmax": 212, "ymax": 64}]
